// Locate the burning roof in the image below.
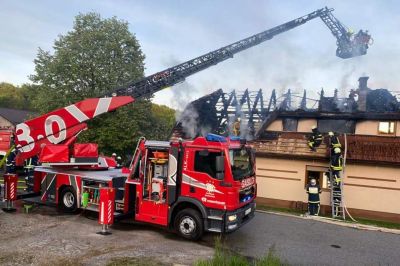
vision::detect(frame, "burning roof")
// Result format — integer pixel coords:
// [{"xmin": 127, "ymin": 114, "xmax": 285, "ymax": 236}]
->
[{"xmin": 172, "ymin": 77, "xmax": 400, "ymax": 140}]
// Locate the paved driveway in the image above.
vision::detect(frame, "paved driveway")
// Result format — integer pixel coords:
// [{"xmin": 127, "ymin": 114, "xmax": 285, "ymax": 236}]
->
[
  {"xmin": 1, "ymin": 202, "xmax": 399, "ymax": 265},
  {"xmin": 202, "ymin": 211, "xmax": 400, "ymax": 265}
]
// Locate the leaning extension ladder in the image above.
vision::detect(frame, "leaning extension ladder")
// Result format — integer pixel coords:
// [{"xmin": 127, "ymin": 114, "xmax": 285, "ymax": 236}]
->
[{"xmin": 329, "ymin": 135, "xmax": 346, "ymax": 219}]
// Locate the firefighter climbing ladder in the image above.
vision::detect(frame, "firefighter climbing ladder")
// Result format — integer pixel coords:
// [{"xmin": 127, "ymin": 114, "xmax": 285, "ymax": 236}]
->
[{"xmin": 330, "ymin": 134, "xmax": 346, "ymax": 219}]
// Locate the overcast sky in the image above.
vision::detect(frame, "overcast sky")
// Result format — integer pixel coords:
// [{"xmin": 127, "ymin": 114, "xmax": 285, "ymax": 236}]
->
[{"xmin": 1, "ymin": 0, "xmax": 399, "ymax": 109}]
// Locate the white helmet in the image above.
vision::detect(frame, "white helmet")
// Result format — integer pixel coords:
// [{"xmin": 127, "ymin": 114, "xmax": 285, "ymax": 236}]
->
[
  {"xmin": 112, "ymin": 153, "xmax": 117, "ymax": 157},
  {"xmin": 328, "ymin": 131, "xmax": 334, "ymax": 136},
  {"xmin": 310, "ymin": 179, "xmax": 317, "ymax": 185},
  {"xmin": 117, "ymin": 156, "xmax": 122, "ymax": 160},
  {"xmin": 334, "ymin": 147, "xmax": 341, "ymax": 154}
]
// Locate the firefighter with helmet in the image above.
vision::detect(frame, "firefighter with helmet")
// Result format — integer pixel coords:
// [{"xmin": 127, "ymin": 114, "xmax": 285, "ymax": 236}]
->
[
  {"xmin": 306, "ymin": 178, "xmax": 321, "ymax": 216},
  {"xmin": 331, "ymin": 147, "xmax": 343, "ymax": 216},
  {"xmin": 116, "ymin": 156, "xmax": 122, "ymax": 168},
  {"xmin": 233, "ymin": 117, "xmax": 241, "ymax": 136},
  {"xmin": 330, "ymin": 147, "xmax": 343, "ymax": 186},
  {"xmin": 24, "ymin": 155, "xmax": 38, "ymax": 192},
  {"xmin": 328, "ymin": 131, "xmax": 341, "ymax": 149},
  {"xmin": 307, "ymin": 125, "xmax": 323, "ymax": 151}
]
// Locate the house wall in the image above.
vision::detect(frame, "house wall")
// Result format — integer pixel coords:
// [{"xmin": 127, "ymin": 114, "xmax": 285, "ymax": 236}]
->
[
  {"xmin": 355, "ymin": 120, "xmax": 400, "ymax": 136},
  {"xmin": 256, "ymin": 157, "xmax": 331, "ymax": 205},
  {"xmin": 256, "ymin": 156, "xmax": 400, "ymax": 221},
  {"xmin": 266, "ymin": 119, "xmax": 283, "ymax": 131},
  {"xmin": 0, "ymin": 116, "xmax": 14, "ymax": 129},
  {"xmin": 265, "ymin": 118, "xmax": 318, "ymax": 132},
  {"xmin": 297, "ymin": 119, "xmax": 318, "ymax": 133},
  {"xmin": 355, "ymin": 121, "xmax": 376, "ymax": 135}
]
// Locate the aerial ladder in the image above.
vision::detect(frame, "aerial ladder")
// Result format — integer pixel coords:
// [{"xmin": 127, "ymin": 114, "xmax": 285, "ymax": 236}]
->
[
  {"xmin": 13, "ymin": 7, "xmax": 372, "ymax": 164},
  {"xmin": 104, "ymin": 7, "xmax": 372, "ymax": 99}
]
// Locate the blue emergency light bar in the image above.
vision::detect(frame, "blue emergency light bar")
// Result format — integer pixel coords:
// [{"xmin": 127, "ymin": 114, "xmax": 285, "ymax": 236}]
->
[{"xmin": 206, "ymin": 133, "xmax": 227, "ymax": 142}]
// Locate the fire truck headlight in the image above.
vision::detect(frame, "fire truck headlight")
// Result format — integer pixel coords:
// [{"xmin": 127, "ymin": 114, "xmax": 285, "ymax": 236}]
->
[{"xmin": 228, "ymin": 214, "xmax": 237, "ymax": 222}]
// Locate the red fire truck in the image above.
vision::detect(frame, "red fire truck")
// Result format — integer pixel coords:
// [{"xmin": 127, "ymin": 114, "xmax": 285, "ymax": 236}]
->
[
  {"xmin": 0, "ymin": 129, "xmax": 13, "ymax": 157},
  {"xmin": 12, "ymin": 96, "xmax": 256, "ymax": 240},
  {"xmin": 5, "ymin": 6, "xmax": 373, "ymax": 238}
]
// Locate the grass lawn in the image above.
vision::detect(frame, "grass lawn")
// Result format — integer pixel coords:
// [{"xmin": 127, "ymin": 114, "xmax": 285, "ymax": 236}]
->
[{"xmin": 196, "ymin": 238, "xmax": 287, "ymax": 266}]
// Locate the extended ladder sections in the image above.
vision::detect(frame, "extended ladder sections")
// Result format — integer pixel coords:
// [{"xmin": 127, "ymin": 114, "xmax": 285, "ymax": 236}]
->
[
  {"xmin": 329, "ymin": 134, "xmax": 346, "ymax": 219},
  {"xmin": 104, "ymin": 7, "xmax": 371, "ymax": 100}
]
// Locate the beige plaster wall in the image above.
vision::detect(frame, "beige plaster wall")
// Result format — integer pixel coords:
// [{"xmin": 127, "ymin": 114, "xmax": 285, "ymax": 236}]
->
[
  {"xmin": 355, "ymin": 121, "xmax": 378, "ymax": 135},
  {"xmin": 266, "ymin": 119, "xmax": 282, "ymax": 131},
  {"xmin": 256, "ymin": 156, "xmax": 400, "ymax": 214},
  {"xmin": 297, "ymin": 119, "xmax": 318, "ymax": 133},
  {"xmin": 0, "ymin": 116, "xmax": 13, "ymax": 129},
  {"xmin": 343, "ymin": 163, "xmax": 400, "ymax": 214},
  {"xmin": 256, "ymin": 157, "xmax": 331, "ymax": 205},
  {"xmin": 355, "ymin": 120, "xmax": 400, "ymax": 136}
]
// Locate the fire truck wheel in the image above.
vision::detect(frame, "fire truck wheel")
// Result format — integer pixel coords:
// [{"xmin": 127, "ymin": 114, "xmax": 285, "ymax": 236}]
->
[
  {"xmin": 59, "ymin": 187, "xmax": 77, "ymax": 213},
  {"xmin": 174, "ymin": 209, "xmax": 203, "ymax": 240}
]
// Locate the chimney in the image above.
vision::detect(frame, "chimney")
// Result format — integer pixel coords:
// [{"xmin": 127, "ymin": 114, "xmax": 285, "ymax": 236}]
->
[
  {"xmin": 357, "ymin": 76, "xmax": 369, "ymax": 111},
  {"xmin": 358, "ymin": 76, "xmax": 369, "ymax": 90}
]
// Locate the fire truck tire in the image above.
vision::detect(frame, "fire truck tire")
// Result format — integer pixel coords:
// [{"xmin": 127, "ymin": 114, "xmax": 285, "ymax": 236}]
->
[
  {"xmin": 174, "ymin": 208, "xmax": 203, "ymax": 240},
  {"xmin": 59, "ymin": 186, "xmax": 77, "ymax": 213}
]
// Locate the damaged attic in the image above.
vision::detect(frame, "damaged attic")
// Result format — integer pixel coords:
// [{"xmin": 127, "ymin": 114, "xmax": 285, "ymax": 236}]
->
[
  {"xmin": 173, "ymin": 76, "xmax": 400, "ymax": 222},
  {"xmin": 2, "ymin": 1, "xmax": 400, "ymax": 265}
]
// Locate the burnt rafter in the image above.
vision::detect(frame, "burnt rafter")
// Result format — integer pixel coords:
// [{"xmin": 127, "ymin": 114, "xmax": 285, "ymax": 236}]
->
[
  {"xmin": 173, "ymin": 88, "xmax": 293, "ymax": 139},
  {"xmin": 173, "ymin": 87, "xmax": 320, "ymax": 139},
  {"xmin": 172, "ymin": 78, "xmax": 400, "ymax": 141}
]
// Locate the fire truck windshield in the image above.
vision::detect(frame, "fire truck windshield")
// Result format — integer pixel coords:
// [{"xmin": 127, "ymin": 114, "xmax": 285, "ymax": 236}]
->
[{"xmin": 229, "ymin": 148, "xmax": 254, "ymax": 181}]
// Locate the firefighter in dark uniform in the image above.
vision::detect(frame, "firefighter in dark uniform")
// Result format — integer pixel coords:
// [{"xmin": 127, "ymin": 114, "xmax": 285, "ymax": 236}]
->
[
  {"xmin": 116, "ymin": 156, "xmax": 122, "ymax": 169},
  {"xmin": 5, "ymin": 147, "xmax": 18, "ymax": 174},
  {"xmin": 307, "ymin": 126, "xmax": 323, "ymax": 151},
  {"xmin": 330, "ymin": 147, "xmax": 343, "ymax": 216},
  {"xmin": 24, "ymin": 155, "xmax": 38, "ymax": 192},
  {"xmin": 330, "ymin": 147, "xmax": 343, "ymax": 186},
  {"xmin": 306, "ymin": 178, "xmax": 321, "ymax": 215},
  {"xmin": 328, "ymin": 131, "xmax": 341, "ymax": 155}
]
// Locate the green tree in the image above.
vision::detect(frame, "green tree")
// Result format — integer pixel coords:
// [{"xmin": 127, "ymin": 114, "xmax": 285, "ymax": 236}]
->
[
  {"xmin": 0, "ymin": 82, "xmax": 33, "ymax": 109},
  {"xmin": 29, "ymin": 12, "xmax": 175, "ymax": 157},
  {"xmin": 30, "ymin": 12, "xmax": 145, "ymax": 111}
]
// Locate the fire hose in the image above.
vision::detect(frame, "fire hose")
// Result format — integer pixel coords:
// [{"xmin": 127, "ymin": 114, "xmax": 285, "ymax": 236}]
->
[{"xmin": 342, "ymin": 134, "xmax": 357, "ymax": 222}]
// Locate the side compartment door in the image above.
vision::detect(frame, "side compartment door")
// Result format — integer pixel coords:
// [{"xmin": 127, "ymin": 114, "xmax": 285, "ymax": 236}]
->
[
  {"xmin": 135, "ymin": 148, "xmax": 168, "ymax": 226},
  {"xmin": 40, "ymin": 173, "xmax": 57, "ymax": 203}
]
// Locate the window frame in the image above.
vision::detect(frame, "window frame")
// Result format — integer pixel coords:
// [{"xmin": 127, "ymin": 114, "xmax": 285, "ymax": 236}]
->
[
  {"xmin": 304, "ymin": 165, "xmax": 330, "ymax": 191},
  {"xmin": 377, "ymin": 121, "xmax": 396, "ymax": 135},
  {"xmin": 193, "ymin": 149, "xmax": 224, "ymax": 180}
]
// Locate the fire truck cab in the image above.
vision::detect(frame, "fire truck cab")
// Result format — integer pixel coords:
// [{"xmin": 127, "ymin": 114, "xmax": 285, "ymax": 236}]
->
[
  {"xmin": 129, "ymin": 134, "xmax": 256, "ymax": 239},
  {"xmin": 32, "ymin": 134, "xmax": 256, "ymax": 240}
]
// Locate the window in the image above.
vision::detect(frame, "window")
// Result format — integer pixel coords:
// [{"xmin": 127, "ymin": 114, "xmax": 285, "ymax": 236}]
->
[
  {"xmin": 318, "ymin": 119, "xmax": 355, "ymax": 134},
  {"xmin": 378, "ymin": 121, "xmax": 395, "ymax": 135},
  {"xmin": 305, "ymin": 166, "xmax": 330, "ymax": 189},
  {"xmin": 194, "ymin": 151, "xmax": 220, "ymax": 179},
  {"xmin": 283, "ymin": 118, "xmax": 298, "ymax": 132},
  {"xmin": 229, "ymin": 148, "xmax": 254, "ymax": 181}
]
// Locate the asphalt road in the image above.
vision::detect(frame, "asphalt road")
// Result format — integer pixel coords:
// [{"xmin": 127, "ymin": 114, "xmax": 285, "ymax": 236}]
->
[
  {"xmin": 1, "ymin": 201, "xmax": 399, "ymax": 265},
  {"xmin": 202, "ymin": 211, "xmax": 400, "ymax": 265}
]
